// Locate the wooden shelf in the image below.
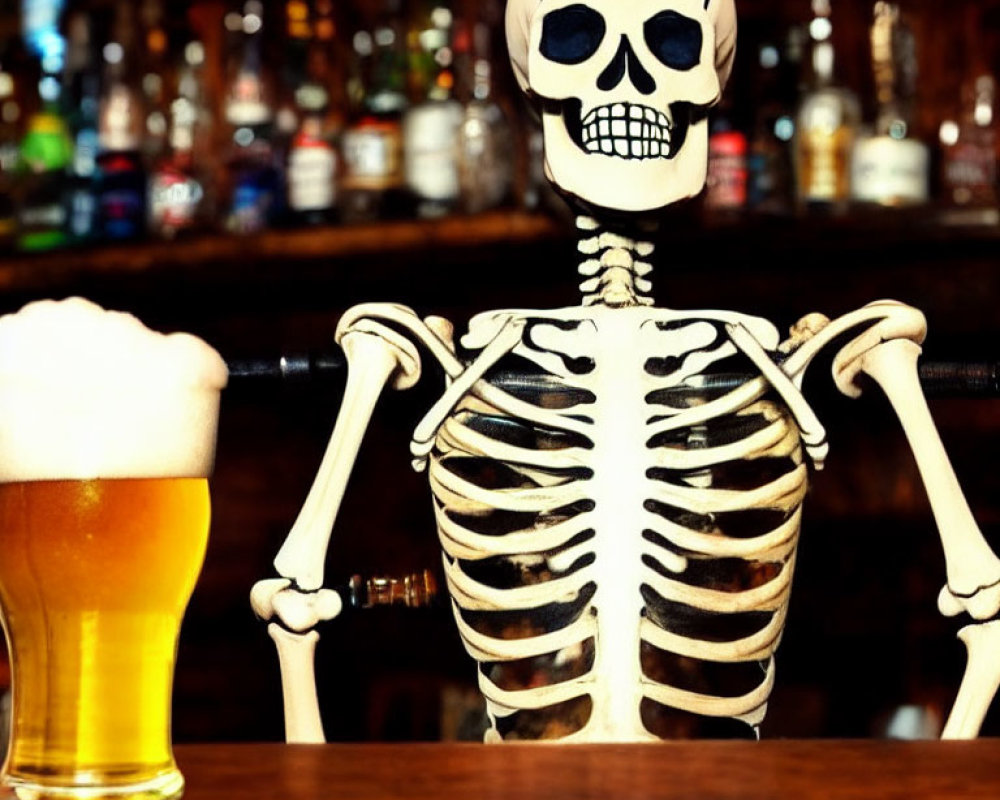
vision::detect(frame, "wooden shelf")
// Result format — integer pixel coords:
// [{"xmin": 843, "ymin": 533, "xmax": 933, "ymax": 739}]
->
[
  {"xmin": 0, "ymin": 210, "xmax": 567, "ymax": 295},
  {"xmin": 2, "ymin": 204, "xmax": 999, "ymax": 309}
]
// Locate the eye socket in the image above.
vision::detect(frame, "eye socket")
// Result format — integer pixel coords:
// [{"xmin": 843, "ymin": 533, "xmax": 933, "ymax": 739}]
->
[
  {"xmin": 644, "ymin": 10, "xmax": 702, "ymax": 71},
  {"xmin": 540, "ymin": 4, "xmax": 606, "ymax": 65}
]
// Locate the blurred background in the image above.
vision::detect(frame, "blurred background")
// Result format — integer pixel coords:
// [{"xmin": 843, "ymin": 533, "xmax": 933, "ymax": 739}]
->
[{"xmin": 1, "ymin": 0, "xmax": 1000, "ymax": 745}]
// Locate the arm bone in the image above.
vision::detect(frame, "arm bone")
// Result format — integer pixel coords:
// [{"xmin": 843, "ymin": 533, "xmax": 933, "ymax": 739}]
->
[
  {"xmin": 830, "ymin": 301, "xmax": 1000, "ymax": 737},
  {"xmin": 256, "ymin": 305, "xmax": 455, "ymax": 743},
  {"xmin": 268, "ymin": 623, "xmax": 325, "ymax": 744},
  {"xmin": 846, "ymin": 337, "xmax": 1000, "ymax": 619},
  {"xmin": 942, "ymin": 620, "xmax": 1000, "ymax": 739},
  {"xmin": 273, "ymin": 320, "xmax": 421, "ymax": 592}
]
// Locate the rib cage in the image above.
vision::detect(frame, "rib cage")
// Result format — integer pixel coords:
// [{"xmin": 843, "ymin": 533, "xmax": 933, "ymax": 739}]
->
[{"xmin": 426, "ymin": 306, "xmax": 807, "ymax": 742}]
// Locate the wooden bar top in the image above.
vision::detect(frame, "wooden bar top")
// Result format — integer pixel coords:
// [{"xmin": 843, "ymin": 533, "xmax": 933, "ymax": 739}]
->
[{"xmin": 175, "ymin": 739, "xmax": 1000, "ymax": 799}]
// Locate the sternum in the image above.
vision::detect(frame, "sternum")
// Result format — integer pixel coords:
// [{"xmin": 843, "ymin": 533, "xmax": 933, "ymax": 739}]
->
[{"xmin": 587, "ymin": 309, "xmax": 648, "ymax": 739}]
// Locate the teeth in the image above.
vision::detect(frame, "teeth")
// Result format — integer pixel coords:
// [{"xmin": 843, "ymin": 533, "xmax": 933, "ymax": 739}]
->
[{"xmin": 580, "ymin": 103, "xmax": 672, "ymax": 160}]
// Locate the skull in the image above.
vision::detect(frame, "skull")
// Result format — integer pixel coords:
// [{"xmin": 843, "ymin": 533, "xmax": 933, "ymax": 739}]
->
[{"xmin": 506, "ymin": 0, "xmax": 736, "ymax": 212}]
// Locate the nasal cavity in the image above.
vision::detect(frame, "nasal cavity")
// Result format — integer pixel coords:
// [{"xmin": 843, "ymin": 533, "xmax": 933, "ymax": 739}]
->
[{"xmin": 597, "ymin": 35, "xmax": 656, "ymax": 95}]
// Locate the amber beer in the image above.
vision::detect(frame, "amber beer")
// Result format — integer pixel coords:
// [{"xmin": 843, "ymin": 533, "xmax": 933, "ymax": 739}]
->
[{"xmin": 0, "ymin": 298, "xmax": 227, "ymax": 800}]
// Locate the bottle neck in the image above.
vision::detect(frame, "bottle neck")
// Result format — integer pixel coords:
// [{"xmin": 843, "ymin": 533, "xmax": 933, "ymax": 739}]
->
[
  {"xmin": 471, "ymin": 57, "xmax": 495, "ymax": 102},
  {"xmin": 967, "ymin": 75, "xmax": 996, "ymax": 128},
  {"xmin": 811, "ymin": 40, "xmax": 834, "ymax": 88}
]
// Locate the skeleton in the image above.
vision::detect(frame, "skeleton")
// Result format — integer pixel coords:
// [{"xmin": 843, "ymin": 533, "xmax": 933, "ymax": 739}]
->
[{"xmin": 252, "ymin": 0, "xmax": 1000, "ymax": 743}]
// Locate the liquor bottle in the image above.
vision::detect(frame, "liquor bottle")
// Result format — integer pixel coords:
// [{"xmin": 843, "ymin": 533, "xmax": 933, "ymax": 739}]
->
[
  {"xmin": 285, "ymin": 0, "xmax": 345, "ymax": 226},
  {"xmin": 270, "ymin": 0, "xmax": 311, "ymax": 225},
  {"xmin": 402, "ymin": 0, "xmax": 463, "ymax": 218},
  {"xmin": 20, "ymin": 0, "xmax": 66, "ymax": 68},
  {"xmin": 95, "ymin": 2, "xmax": 147, "ymax": 242},
  {"xmin": 454, "ymin": 11, "xmax": 514, "ymax": 214},
  {"xmin": 61, "ymin": 7, "xmax": 100, "ymax": 244},
  {"xmin": 793, "ymin": 0, "xmax": 860, "ymax": 214},
  {"xmin": 939, "ymin": 76, "xmax": 998, "ymax": 209},
  {"xmin": 16, "ymin": 54, "xmax": 73, "ymax": 252},
  {"xmin": 704, "ymin": 92, "xmax": 748, "ymax": 220},
  {"xmin": 0, "ymin": 40, "xmax": 26, "ymax": 249},
  {"xmin": 138, "ymin": 0, "xmax": 171, "ymax": 171},
  {"xmin": 221, "ymin": 0, "xmax": 282, "ymax": 235},
  {"xmin": 338, "ymin": 0, "xmax": 409, "ymax": 222},
  {"xmin": 938, "ymin": 5, "xmax": 997, "ymax": 209},
  {"xmin": 850, "ymin": 2, "xmax": 929, "ymax": 207},
  {"xmin": 746, "ymin": 31, "xmax": 799, "ymax": 217},
  {"xmin": 148, "ymin": 41, "xmax": 213, "ymax": 239},
  {"xmin": 177, "ymin": 36, "xmax": 216, "ymax": 219}
]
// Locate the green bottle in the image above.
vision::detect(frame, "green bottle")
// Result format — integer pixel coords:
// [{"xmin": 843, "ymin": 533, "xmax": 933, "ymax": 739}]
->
[{"xmin": 17, "ymin": 69, "xmax": 73, "ymax": 252}]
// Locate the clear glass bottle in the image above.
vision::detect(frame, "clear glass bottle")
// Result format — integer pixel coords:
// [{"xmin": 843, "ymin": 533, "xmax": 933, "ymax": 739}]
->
[
  {"xmin": 850, "ymin": 2, "xmax": 929, "ymax": 207},
  {"xmin": 402, "ymin": 0, "xmax": 463, "ymax": 219},
  {"xmin": 455, "ymin": 10, "xmax": 514, "ymax": 214},
  {"xmin": 793, "ymin": 0, "xmax": 860, "ymax": 214},
  {"xmin": 338, "ymin": 0, "xmax": 410, "ymax": 222},
  {"xmin": 148, "ymin": 41, "xmax": 213, "ymax": 239}
]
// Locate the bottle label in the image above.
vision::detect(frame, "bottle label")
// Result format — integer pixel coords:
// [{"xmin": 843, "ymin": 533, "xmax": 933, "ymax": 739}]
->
[
  {"xmin": 100, "ymin": 189, "xmax": 143, "ymax": 238},
  {"xmin": 226, "ymin": 99, "xmax": 273, "ymax": 127},
  {"xmin": 98, "ymin": 153, "xmax": 145, "ymax": 239},
  {"xmin": 74, "ymin": 127, "xmax": 99, "ymax": 178},
  {"xmin": 68, "ymin": 186, "xmax": 98, "ymax": 239},
  {"xmin": 747, "ymin": 141, "xmax": 792, "ymax": 214},
  {"xmin": 98, "ymin": 85, "xmax": 142, "ymax": 152},
  {"xmin": 287, "ymin": 140, "xmax": 336, "ymax": 211},
  {"xmin": 150, "ymin": 169, "xmax": 204, "ymax": 230},
  {"xmin": 17, "ymin": 181, "xmax": 66, "ymax": 250},
  {"xmin": 19, "ymin": 202, "xmax": 66, "ymax": 229},
  {"xmin": 227, "ymin": 169, "xmax": 275, "ymax": 234},
  {"xmin": 225, "ymin": 71, "xmax": 273, "ymax": 127},
  {"xmin": 799, "ymin": 128, "xmax": 853, "ymax": 202},
  {"xmin": 942, "ymin": 138, "xmax": 998, "ymax": 205},
  {"xmin": 404, "ymin": 102, "xmax": 462, "ymax": 202},
  {"xmin": 705, "ymin": 130, "xmax": 748, "ymax": 211},
  {"xmin": 851, "ymin": 136, "xmax": 929, "ymax": 204},
  {"xmin": 341, "ymin": 123, "xmax": 402, "ymax": 191},
  {"xmin": 0, "ymin": 141, "xmax": 19, "ymax": 174}
]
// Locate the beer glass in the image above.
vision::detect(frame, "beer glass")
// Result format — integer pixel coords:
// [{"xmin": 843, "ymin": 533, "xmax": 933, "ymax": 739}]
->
[{"xmin": 0, "ymin": 298, "xmax": 227, "ymax": 800}]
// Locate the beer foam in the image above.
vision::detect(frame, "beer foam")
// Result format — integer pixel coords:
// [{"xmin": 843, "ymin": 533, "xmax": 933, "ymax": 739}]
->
[{"xmin": 0, "ymin": 297, "xmax": 228, "ymax": 481}]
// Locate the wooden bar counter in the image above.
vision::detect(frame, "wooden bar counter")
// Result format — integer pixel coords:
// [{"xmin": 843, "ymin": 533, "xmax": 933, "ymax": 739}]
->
[{"xmin": 175, "ymin": 739, "xmax": 1000, "ymax": 799}]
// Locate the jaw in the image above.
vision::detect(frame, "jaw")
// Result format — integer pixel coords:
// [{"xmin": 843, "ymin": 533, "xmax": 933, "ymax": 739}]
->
[
  {"xmin": 541, "ymin": 105, "xmax": 709, "ymax": 213},
  {"xmin": 555, "ymin": 97, "xmax": 693, "ymax": 160}
]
